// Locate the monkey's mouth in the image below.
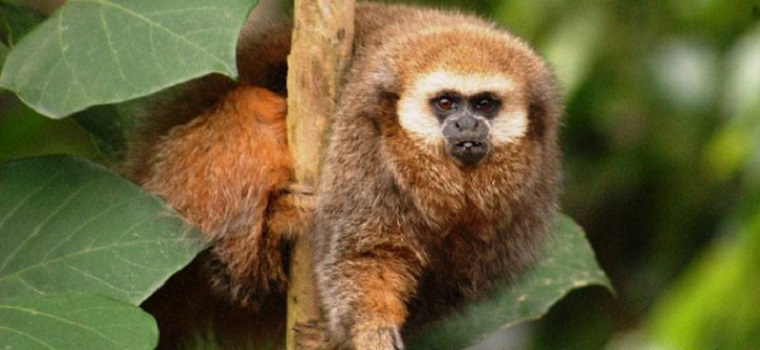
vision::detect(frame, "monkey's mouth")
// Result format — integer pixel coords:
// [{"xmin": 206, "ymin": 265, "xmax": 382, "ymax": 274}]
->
[
  {"xmin": 447, "ymin": 139, "xmax": 489, "ymax": 167},
  {"xmin": 455, "ymin": 140, "xmax": 484, "ymax": 148}
]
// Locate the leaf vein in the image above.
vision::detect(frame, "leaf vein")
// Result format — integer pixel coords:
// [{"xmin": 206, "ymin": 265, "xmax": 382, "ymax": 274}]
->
[
  {"xmin": 0, "ymin": 325, "xmax": 56, "ymax": 350},
  {"xmin": 112, "ymin": 252, "xmax": 160, "ymax": 271},
  {"xmin": 0, "ymin": 167, "xmax": 66, "ymax": 274},
  {"xmin": 99, "ymin": 4, "xmax": 134, "ymax": 89},
  {"xmin": 140, "ymin": 6, "xmax": 227, "ymax": 16},
  {"xmin": 0, "ymin": 304, "xmax": 127, "ymax": 349},
  {"xmin": 40, "ymin": 201, "xmax": 127, "ymax": 262},
  {"xmin": 75, "ymin": 0, "xmax": 229, "ymax": 68},
  {"xmin": 63, "ymin": 263, "xmax": 124, "ymax": 293},
  {"xmin": 147, "ymin": 27, "xmax": 169, "ymax": 81},
  {"xmin": 54, "ymin": 6, "xmax": 91, "ymax": 108},
  {"xmin": 2, "ymin": 238, "xmax": 197, "ymax": 281},
  {"xmin": 0, "ymin": 178, "xmax": 101, "ymax": 276},
  {"xmin": 12, "ymin": 275, "xmax": 45, "ymax": 295}
]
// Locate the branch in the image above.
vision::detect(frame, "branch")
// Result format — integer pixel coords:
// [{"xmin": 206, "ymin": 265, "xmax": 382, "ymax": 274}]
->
[{"xmin": 285, "ymin": 1, "xmax": 355, "ymax": 349}]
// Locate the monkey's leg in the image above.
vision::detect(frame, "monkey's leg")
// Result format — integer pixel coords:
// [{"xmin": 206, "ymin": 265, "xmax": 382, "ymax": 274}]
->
[{"xmin": 213, "ymin": 183, "xmax": 315, "ymax": 307}]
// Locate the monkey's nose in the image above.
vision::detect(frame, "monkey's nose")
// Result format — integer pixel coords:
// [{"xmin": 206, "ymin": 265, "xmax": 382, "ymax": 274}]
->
[{"xmin": 454, "ymin": 117, "xmax": 479, "ymax": 131}]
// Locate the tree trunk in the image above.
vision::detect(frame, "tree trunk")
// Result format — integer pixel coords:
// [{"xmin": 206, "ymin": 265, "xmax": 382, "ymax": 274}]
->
[{"xmin": 285, "ymin": 1, "xmax": 355, "ymax": 349}]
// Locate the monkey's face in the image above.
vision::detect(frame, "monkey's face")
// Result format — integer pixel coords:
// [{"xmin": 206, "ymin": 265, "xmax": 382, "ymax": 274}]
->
[{"xmin": 397, "ymin": 70, "xmax": 529, "ymax": 168}]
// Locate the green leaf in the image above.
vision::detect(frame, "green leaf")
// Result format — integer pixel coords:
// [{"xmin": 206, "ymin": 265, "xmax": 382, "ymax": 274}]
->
[
  {"xmin": 0, "ymin": 155, "xmax": 206, "ymax": 304},
  {"xmin": 409, "ymin": 214, "xmax": 613, "ymax": 349},
  {"xmin": 0, "ymin": 94, "xmax": 104, "ymax": 164},
  {"xmin": 0, "ymin": 41, "xmax": 7, "ymax": 68},
  {"xmin": 0, "ymin": 293, "xmax": 157, "ymax": 350},
  {"xmin": 73, "ymin": 104, "xmax": 136, "ymax": 162},
  {"xmin": 0, "ymin": 3, "xmax": 46, "ymax": 47},
  {"xmin": 0, "ymin": 0, "xmax": 256, "ymax": 119}
]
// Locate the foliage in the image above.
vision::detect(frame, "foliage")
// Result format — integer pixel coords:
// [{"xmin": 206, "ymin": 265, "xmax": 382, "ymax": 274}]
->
[
  {"xmin": 646, "ymin": 206, "xmax": 760, "ymax": 350},
  {"xmin": 643, "ymin": 24, "xmax": 760, "ymax": 350},
  {"xmin": 0, "ymin": 0, "xmax": 613, "ymax": 349},
  {"xmin": 409, "ymin": 216, "xmax": 611, "ymax": 349},
  {"xmin": 0, "ymin": 155, "xmax": 205, "ymax": 349},
  {"xmin": 0, "ymin": 0, "xmax": 255, "ymax": 118},
  {"xmin": 0, "ymin": 2, "xmax": 44, "ymax": 47},
  {"xmin": 487, "ymin": 1, "xmax": 760, "ymax": 349},
  {"xmin": 0, "ymin": 293, "xmax": 158, "ymax": 350},
  {"xmin": 0, "ymin": 96, "xmax": 102, "ymax": 165}
]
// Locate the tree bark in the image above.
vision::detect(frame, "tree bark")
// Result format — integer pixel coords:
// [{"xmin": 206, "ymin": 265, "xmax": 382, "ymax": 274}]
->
[{"xmin": 285, "ymin": 1, "xmax": 355, "ymax": 349}]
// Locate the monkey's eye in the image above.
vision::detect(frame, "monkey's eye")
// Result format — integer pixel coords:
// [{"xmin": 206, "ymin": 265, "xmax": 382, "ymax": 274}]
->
[
  {"xmin": 474, "ymin": 97, "xmax": 497, "ymax": 113},
  {"xmin": 434, "ymin": 96, "xmax": 457, "ymax": 112}
]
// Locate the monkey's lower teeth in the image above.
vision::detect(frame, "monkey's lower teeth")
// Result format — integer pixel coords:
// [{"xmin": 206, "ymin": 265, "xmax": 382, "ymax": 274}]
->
[{"xmin": 458, "ymin": 141, "xmax": 481, "ymax": 148}]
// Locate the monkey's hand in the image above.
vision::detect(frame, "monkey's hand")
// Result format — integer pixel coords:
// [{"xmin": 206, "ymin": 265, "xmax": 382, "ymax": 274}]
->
[
  {"xmin": 294, "ymin": 319, "xmax": 333, "ymax": 350},
  {"xmin": 353, "ymin": 326, "xmax": 404, "ymax": 350},
  {"xmin": 294, "ymin": 319, "xmax": 402, "ymax": 350},
  {"xmin": 266, "ymin": 183, "xmax": 316, "ymax": 239}
]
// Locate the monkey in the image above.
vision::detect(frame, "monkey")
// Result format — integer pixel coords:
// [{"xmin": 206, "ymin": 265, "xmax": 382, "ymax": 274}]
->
[
  {"xmin": 309, "ymin": 3, "xmax": 562, "ymax": 349},
  {"xmin": 121, "ymin": 2, "xmax": 560, "ymax": 350}
]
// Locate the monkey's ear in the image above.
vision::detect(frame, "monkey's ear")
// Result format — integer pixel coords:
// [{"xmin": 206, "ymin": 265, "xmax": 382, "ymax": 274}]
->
[
  {"xmin": 526, "ymin": 70, "xmax": 562, "ymax": 140},
  {"xmin": 375, "ymin": 88, "xmax": 400, "ymax": 130},
  {"xmin": 371, "ymin": 61, "xmax": 401, "ymax": 129},
  {"xmin": 379, "ymin": 89, "xmax": 400, "ymax": 104},
  {"xmin": 371, "ymin": 56, "xmax": 402, "ymax": 101}
]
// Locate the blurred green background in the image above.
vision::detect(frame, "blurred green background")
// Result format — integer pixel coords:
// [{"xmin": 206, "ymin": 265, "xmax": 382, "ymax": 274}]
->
[{"xmin": 2, "ymin": 0, "xmax": 759, "ymax": 349}]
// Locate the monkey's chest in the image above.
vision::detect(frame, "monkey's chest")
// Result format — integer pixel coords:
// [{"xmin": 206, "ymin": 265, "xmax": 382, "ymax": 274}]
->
[
  {"xmin": 423, "ymin": 223, "xmax": 508, "ymax": 296},
  {"xmin": 406, "ymin": 225, "xmax": 509, "ymax": 330}
]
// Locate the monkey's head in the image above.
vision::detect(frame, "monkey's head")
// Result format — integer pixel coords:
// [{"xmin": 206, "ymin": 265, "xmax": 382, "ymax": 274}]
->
[
  {"xmin": 377, "ymin": 24, "xmax": 560, "ymax": 170},
  {"xmin": 399, "ymin": 70, "xmax": 518, "ymax": 167}
]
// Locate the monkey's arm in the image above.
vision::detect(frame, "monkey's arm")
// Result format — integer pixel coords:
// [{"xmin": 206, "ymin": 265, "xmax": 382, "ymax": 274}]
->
[{"xmin": 316, "ymin": 220, "xmax": 424, "ymax": 350}]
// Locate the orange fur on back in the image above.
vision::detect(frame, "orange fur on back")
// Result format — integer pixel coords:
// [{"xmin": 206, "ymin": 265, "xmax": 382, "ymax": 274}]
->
[{"xmin": 137, "ymin": 86, "xmax": 294, "ymax": 305}]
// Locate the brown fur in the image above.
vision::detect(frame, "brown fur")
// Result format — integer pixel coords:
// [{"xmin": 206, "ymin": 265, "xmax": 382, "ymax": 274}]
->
[
  {"xmin": 311, "ymin": 3, "xmax": 561, "ymax": 349},
  {"xmin": 123, "ymin": 2, "xmax": 560, "ymax": 349},
  {"xmin": 128, "ymin": 85, "xmax": 312, "ymax": 349},
  {"xmin": 133, "ymin": 85, "xmax": 301, "ymax": 305}
]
